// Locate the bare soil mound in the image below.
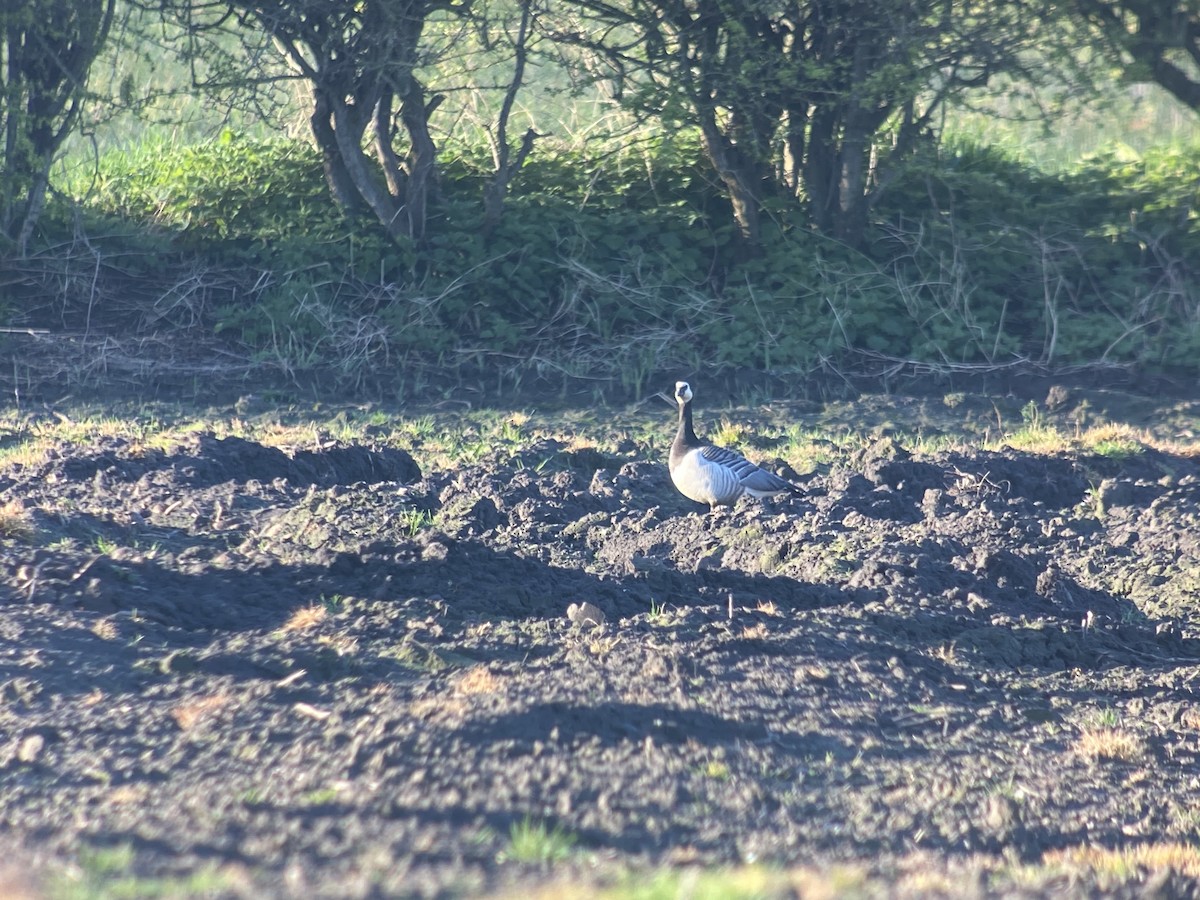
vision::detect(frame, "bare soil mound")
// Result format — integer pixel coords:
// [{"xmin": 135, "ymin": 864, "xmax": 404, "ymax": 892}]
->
[{"xmin": 3, "ymin": 409, "xmax": 1200, "ymax": 896}]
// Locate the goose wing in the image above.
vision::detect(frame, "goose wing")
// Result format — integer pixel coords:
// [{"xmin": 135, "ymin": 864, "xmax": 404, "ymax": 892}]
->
[{"xmin": 700, "ymin": 444, "xmax": 797, "ymax": 496}]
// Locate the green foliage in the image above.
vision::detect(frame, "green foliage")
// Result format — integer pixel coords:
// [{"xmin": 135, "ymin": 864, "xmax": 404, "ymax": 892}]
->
[
  {"xmin": 499, "ymin": 816, "xmax": 578, "ymax": 864},
  {"xmin": 51, "ymin": 842, "xmax": 231, "ymax": 899},
  {"xmin": 874, "ymin": 138, "xmax": 1200, "ymax": 370},
  {"xmin": 75, "ymin": 130, "xmax": 394, "ymax": 273},
  {"xmin": 0, "ymin": 1, "xmax": 116, "ymax": 249},
  {"xmin": 49, "ymin": 127, "xmax": 1200, "ymax": 389}
]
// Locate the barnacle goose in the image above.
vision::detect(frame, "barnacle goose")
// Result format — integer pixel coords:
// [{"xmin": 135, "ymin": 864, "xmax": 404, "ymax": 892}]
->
[{"xmin": 669, "ymin": 381, "xmax": 802, "ymax": 510}]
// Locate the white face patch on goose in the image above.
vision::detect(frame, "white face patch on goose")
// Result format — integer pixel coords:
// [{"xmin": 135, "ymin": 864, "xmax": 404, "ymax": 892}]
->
[{"xmin": 668, "ymin": 380, "xmax": 802, "ymax": 511}]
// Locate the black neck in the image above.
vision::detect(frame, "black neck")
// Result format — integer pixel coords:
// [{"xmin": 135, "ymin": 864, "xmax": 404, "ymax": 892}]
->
[{"xmin": 676, "ymin": 397, "xmax": 700, "ymax": 448}]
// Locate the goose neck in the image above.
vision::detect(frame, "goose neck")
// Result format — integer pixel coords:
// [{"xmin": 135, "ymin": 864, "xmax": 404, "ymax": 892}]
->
[{"xmin": 677, "ymin": 398, "xmax": 699, "ymax": 446}]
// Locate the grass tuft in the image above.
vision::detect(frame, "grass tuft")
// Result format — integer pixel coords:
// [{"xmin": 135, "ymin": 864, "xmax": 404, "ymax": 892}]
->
[
  {"xmin": 90, "ymin": 618, "xmax": 119, "ymax": 641},
  {"xmin": 170, "ymin": 693, "xmax": 232, "ymax": 731},
  {"xmin": 280, "ymin": 604, "xmax": 328, "ymax": 632},
  {"xmin": 500, "ymin": 817, "xmax": 578, "ymax": 865},
  {"xmin": 398, "ymin": 507, "xmax": 436, "ymax": 537},
  {"xmin": 1080, "ymin": 423, "xmax": 1146, "ymax": 458},
  {"xmin": 1073, "ymin": 727, "xmax": 1147, "ymax": 762},
  {"xmin": 997, "ymin": 402, "xmax": 1065, "ymax": 453},
  {"xmin": 0, "ymin": 500, "xmax": 35, "ymax": 541},
  {"xmin": 713, "ymin": 419, "xmax": 747, "ymax": 448}
]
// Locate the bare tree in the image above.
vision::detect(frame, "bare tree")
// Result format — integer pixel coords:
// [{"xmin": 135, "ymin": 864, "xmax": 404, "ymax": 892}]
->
[
  {"xmin": 152, "ymin": 0, "xmax": 550, "ymax": 244},
  {"xmin": 480, "ymin": 0, "xmax": 543, "ymax": 235},
  {"xmin": 548, "ymin": 0, "xmax": 1049, "ymax": 248},
  {"xmin": 249, "ymin": 0, "xmax": 460, "ymax": 243},
  {"xmin": 152, "ymin": 0, "xmax": 467, "ymax": 244}
]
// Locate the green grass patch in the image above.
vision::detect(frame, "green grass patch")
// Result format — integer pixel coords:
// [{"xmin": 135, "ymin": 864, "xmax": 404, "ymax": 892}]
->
[
  {"xmin": 499, "ymin": 817, "xmax": 578, "ymax": 865},
  {"xmin": 49, "ymin": 843, "xmax": 233, "ymax": 899},
  {"xmin": 39, "ymin": 124, "xmax": 1200, "ymax": 392}
]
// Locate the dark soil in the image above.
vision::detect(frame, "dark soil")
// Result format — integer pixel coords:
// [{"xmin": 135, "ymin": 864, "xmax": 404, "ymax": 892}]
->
[{"xmin": 4, "ymin": 390, "xmax": 1200, "ymax": 897}]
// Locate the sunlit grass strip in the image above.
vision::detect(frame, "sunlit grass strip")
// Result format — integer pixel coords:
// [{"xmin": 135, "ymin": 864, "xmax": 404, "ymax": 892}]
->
[
  {"xmin": 1039, "ymin": 842, "xmax": 1200, "ymax": 886},
  {"xmin": 49, "ymin": 842, "xmax": 236, "ymax": 898},
  {"xmin": 1078, "ymin": 422, "xmax": 1147, "ymax": 458},
  {"xmin": 1, "ymin": 393, "xmax": 1198, "ymax": 486},
  {"xmin": 983, "ymin": 417, "xmax": 1169, "ymax": 458},
  {"xmin": 0, "ymin": 413, "xmax": 191, "ymax": 470},
  {"xmin": 509, "ymin": 863, "xmax": 872, "ymax": 900},
  {"xmin": 509, "ymin": 845, "xmax": 1200, "ymax": 899}
]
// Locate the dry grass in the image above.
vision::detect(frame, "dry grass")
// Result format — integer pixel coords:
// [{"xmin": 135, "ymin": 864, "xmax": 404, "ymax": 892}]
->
[
  {"xmin": 454, "ymin": 665, "xmax": 505, "ymax": 695},
  {"xmin": 170, "ymin": 693, "xmax": 232, "ymax": 731},
  {"xmin": 1073, "ymin": 727, "xmax": 1147, "ymax": 762},
  {"xmin": 794, "ymin": 664, "xmax": 836, "ymax": 685},
  {"xmin": 317, "ymin": 633, "xmax": 359, "ymax": 655},
  {"xmin": 501, "ymin": 843, "xmax": 1200, "ymax": 900},
  {"xmin": 91, "ymin": 617, "xmax": 120, "ymax": 640},
  {"xmin": 1179, "ymin": 707, "xmax": 1200, "ymax": 731},
  {"xmin": 280, "ymin": 604, "xmax": 328, "ymax": 632},
  {"xmin": 588, "ymin": 634, "xmax": 622, "ymax": 658},
  {"xmin": 928, "ymin": 642, "xmax": 959, "ymax": 664},
  {"xmin": 408, "ymin": 695, "xmax": 469, "ymax": 721},
  {"xmin": 106, "ymin": 784, "xmax": 150, "ymax": 806},
  {"xmin": 1079, "ymin": 422, "xmax": 1147, "ymax": 453},
  {"xmin": 996, "ymin": 423, "xmax": 1066, "ymax": 454},
  {"xmin": 0, "ymin": 499, "xmax": 35, "ymax": 541},
  {"xmin": 1043, "ymin": 841, "xmax": 1200, "ymax": 881},
  {"xmin": 0, "ymin": 440, "xmax": 49, "ymax": 470},
  {"xmin": 504, "ymin": 863, "xmax": 873, "ymax": 900},
  {"xmin": 257, "ymin": 421, "xmax": 325, "ymax": 449}
]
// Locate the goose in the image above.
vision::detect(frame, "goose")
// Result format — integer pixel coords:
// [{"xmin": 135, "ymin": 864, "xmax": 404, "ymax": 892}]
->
[{"xmin": 669, "ymin": 381, "xmax": 803, "ymax": 510}]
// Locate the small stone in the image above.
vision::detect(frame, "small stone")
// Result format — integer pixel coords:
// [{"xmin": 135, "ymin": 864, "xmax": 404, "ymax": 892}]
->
[
  {"xmin": 15, "ymin": 733, "xmax": 45, "ymax": 764},
  {"xmin": 985, "ymin": 794, "xmax": 1019, "ymax": 832},
  {"xmin": 567, "ymin": 601, "xmax": 605, "ymax": 627}
]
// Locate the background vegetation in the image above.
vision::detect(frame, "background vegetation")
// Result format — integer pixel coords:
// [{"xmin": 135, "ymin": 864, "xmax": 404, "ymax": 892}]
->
[{"xmin": 2, "ymin": 0, "xmax": 1198, "ymax": 399}]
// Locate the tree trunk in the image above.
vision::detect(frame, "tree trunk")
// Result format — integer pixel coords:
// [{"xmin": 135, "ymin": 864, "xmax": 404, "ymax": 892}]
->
[
  {"xmin": 697, "ymin": 113, "xmax": 761, "ymax": 245},
  {"xmin": 835, "ymin": 116, "xmax": 870, "ymax": 246},
  {"xmin": 804, "ymin": 106, "xmax": 840, "ymax": 236},
  {"xmin": 1, "ymin": 0, "xmax": 114, "ymax": 252},
  {"xmin": 310, "ymin": 92, "xmax": 367, "ymax": 216},
  {"xmin": 397, "ymin": 79, "xmax": 440, "ymax": 243},
  {"xmin": 374, "ymin": 90, "xmax": 407, "ymax": 200},
  {"xmin": 482, "ymin": 0, "xmax": 537, "ymax": 236},
  {"xmin": 330, "ymin": 97, "xmax": 408, "ymax": 243}
]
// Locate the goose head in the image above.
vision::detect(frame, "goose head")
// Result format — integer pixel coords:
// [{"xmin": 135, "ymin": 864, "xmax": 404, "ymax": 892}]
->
[{"xmin": 675, "ymin": 381, "xmax": 693, "ymax": 405}]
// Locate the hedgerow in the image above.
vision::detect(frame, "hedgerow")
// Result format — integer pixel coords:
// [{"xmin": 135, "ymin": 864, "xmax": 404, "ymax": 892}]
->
[{"xmin": 41, "ymin": 129, "xmax": 1200, "ymax": 393}]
